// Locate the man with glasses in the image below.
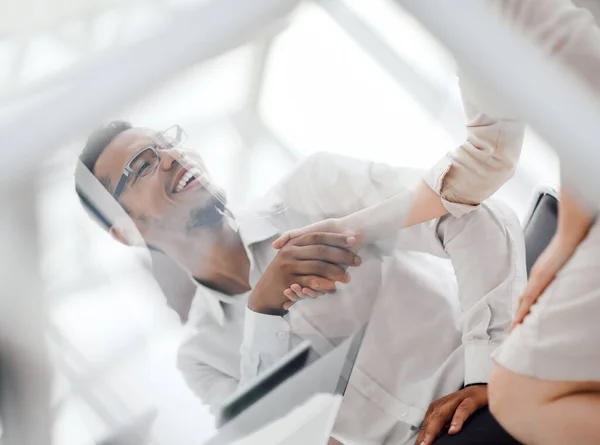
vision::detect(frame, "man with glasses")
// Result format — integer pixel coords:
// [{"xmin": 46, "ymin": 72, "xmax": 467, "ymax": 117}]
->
[{"xmin": 75, "ymin": 121, "xmax": 524, "ymax": 445}]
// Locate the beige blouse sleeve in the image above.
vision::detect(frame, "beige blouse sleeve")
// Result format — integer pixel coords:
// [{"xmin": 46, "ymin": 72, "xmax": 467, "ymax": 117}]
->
[
  {"xmin": 423, "ymin": 86, "xmax": 525, "ymax": 217},
  {"xmin": 424, "ymin": 0, "xmax": 600, "ymax": 217}
]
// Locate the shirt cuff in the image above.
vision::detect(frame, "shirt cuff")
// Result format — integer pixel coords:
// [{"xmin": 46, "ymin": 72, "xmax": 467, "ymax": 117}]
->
[
  {"xmin": 241, "ymin": 307, "xmax": 293, "ymax": 362},
  {"xmin": 422, "ymin": 156, "xmax": 480, "ymax": 218},
  {"xmin": 464, "ymin": 342, "xmax": 500, "ymax": 385}
]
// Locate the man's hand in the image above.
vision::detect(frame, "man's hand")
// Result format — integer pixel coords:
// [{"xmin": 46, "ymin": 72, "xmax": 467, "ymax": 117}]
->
[
  {"xmin": 272, "ymin": 219, "xmax": 361, "ymax": 309},
  {"xmin": 248, "ymin": 232, "xmax": 361, "ymax": 314},
  {"xmin": 416, "ymin": 385, "xmax": 488, "ymax": 445}
]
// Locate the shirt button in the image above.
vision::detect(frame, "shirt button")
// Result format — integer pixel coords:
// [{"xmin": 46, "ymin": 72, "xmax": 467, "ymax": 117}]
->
[{"xmin": 277, "ymin": 331, "xmax": 288, "ymax": 340}]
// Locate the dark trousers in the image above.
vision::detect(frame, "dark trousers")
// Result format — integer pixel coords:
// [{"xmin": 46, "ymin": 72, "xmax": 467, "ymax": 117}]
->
[{"xmin": 433, "ymin": 407, "xmax": 522, "ymax": 445}]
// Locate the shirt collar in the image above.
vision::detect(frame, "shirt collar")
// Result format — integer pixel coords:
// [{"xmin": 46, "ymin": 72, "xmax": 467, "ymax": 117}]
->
[
  {"xmin": 236, "ymin": 203, "xmax": 285, "ymax": 246},
  {"xmin": 188, "ymin": 204, "xmax": 283, "ymax": 326}
]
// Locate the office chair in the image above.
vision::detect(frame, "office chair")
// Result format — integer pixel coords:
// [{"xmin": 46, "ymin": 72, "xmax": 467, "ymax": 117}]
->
[{"xmin": 523, "ymin": 186, "xmax": 559, "ymax": 275}]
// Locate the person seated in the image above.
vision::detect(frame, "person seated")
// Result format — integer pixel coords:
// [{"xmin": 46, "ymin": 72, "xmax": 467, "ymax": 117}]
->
[{"xmin": 75, "ymin": 121, "xmax": 525, "ymax": 444}]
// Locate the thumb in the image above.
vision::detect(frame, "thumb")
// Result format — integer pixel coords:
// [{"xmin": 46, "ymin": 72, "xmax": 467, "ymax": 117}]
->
[
  {"xmin": 511, "ymin": 273, "xmax": 551, "ymax": 330},
  {"xmin": 272, "ymin": 233, "xmax": 292, "ymax": 249}
]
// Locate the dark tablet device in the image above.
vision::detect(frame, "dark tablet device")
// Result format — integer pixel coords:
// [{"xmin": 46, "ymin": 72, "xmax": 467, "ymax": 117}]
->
[
  {"xmin": 216, "ymin": 341, "xmax": 313, "ymax": 427},
  {"xmin": 216, "ymin": 324, "xmax": 366, "ymax": 428}
]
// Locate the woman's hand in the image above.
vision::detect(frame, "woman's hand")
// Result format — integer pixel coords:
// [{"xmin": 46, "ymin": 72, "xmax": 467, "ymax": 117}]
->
[
  {"xmin": 272, "ymin": 218, "xmax": 359, "ymax": 250},
  {"xmin": 511, "ymin": 234, "xmax": 579, "ymax": 330},
  {"xmin": 511, "ymin": 187, "xmax": 594, "ymax": 331}
]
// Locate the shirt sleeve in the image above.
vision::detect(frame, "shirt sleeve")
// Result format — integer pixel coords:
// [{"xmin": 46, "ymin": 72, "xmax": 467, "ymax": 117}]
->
[
  {"xmin": 423, "ymin": 86, "xmax": 525, "ymax": 218},
  {"xmin": 238, "ymin": 308, "xmax": 297, "ymax": 385},
  {"xmin": 435, "ymin": 199, "xmax": 527, "ymax": 384},
  {"xmin": 273, "ymin": 151, "xmax": 424, "ymax": 219},
  {"xmin": 177, "ymin": 310, "xmax": 299, "ymax": 413},
  {"xmin": 425, "ymin": 0, "xmax": 600, "ymax": 217},
  {"xmin": 177, "ymin": 332, "xmax": 240, "ymax": 414}
]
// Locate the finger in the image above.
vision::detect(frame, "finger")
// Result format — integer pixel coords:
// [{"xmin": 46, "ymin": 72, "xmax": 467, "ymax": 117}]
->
[
  {"xmin": 296, "ymin": 244, "xmax": 361, "ymax": 268},
  {"xmin": 272, "ymin": 232, "xmax": 294, "ymax": 249},
  {"xmin": 289, "ymin": 284, "xmax": 307, "ymax": 300},
  {"xmin": 273, "ymin": 227, "xmax": 317, "ymax": 249},
  {"xmin": 511, "ymin": 269, "xmax": 557, "ymax": 330},
  {"xmin": 284, "ymin": 288, "xmax": 298, "ymax": 302},
  {"xmin": 415, "ymin": 423, "xmax": 427, "ymax": 445},
  {"xmin": 291, "ymin": 283, "xmax": 318, "ymax": 299},
  {"xmin": 293, "ymin": 232, "xmax": 357, "ymax": 250},
  {"xmin": 448, "ymin": 399, "xmax": 479, "ymax": 434},
  {"xmin": 511, "ymin": 304, "xmax": 530, "ymax": 332},
  {"xmin": 511, "ymin": 284, "xmax": 544, "ymax": 331},
  {"xmin": 290, "ymin": 283, "xmax": 302, "ymax": 293},
  {"xmin": 301, "ymin": 287, "xmax": 321, "ymax": 298},
  {"xmin": 295, "ymin": 260, "xmax": 351, "ymax": 283},
  {"xmin": 415, "ymin": 405, "xmax": 434, "ymax": 444},
  {"xmin": 296, "ymin": 276, "xmax": 337, "ymax": 293},
  {"xmin": 510, "ymin": 296, "xmax": 528, "ymax": 332},
  {"xmin": 282, "ymin": 300, "xmax": 296, "ymax": 310},
  {"xmin": 416, "ymin": 410, "xmax": 452, "ymax": 445}
]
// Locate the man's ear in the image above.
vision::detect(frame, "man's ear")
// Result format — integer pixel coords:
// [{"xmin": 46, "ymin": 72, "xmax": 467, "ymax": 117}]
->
[
  {"xmin": 109, "ymin": 217, "xmax": 145, "ymax": 246},
  {"xmin": 109, "ymin": 225, "xmax": 131, "ymax": 246}
]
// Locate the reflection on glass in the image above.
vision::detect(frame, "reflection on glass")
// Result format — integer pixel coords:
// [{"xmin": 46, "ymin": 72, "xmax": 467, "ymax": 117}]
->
[{"xmin": 74, "ymin": 119, "xmax": 526, "ymax": 444}]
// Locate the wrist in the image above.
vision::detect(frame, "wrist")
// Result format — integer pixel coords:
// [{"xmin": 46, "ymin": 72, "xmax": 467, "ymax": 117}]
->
[
  {"xmin": 550, "ymin": 231, "xmax": 584, "ymax": 254},
  {"xmin": 557, "ymin": 189, "xmax": 594, "ymax": 244},
  {"xmin": 337, "ymin": 215, "xmax": 365, "ymax": 245},
  {"xmin": 556, "ymin": 225, "xmax": 591, "ymax": 245},
  {"xmin": 248, "ymin": 292, "xmax": 287, "ymax": 316}
]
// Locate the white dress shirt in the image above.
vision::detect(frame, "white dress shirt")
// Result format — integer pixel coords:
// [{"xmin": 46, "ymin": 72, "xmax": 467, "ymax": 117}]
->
[{"xmin": 177, "ymin": 153, "xmax": 526, "ymax": 444}]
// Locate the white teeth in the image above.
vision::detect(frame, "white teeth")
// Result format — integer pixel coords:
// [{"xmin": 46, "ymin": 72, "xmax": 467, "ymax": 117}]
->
[{"xmin": 174, "ymin": 169, "xmax": 201, "ymax": 193}]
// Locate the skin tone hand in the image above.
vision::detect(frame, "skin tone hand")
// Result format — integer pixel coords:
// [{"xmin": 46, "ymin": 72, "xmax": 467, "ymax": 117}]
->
[
  {"xmin": 273, "ymin": 181, "xmax": 446, "ymax": 249},
  {"xmin": 415, "ymin": 385, "xmax": 488, "ymax": 445},
  {"xmin": 280, "ymin": 227, "xmax": 360, "ymax": 310},
  {"xmin": 274, "ymin": 181, "xmax": 447, "ymax": 304},
  {"xmin": 272, "ymin": 218, "xmax": 356, "ymax": 250},
  {"xmin": 248, "ymin": 232, "xmax": 361, "ymax": 314},
  {"xmin": 511, "ymin": 187, "xmax": 593, "ymax": 331}
]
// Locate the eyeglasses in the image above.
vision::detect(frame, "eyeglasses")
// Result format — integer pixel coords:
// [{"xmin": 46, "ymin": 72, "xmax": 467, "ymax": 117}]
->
[{"xmin": 113, "ymin": 125, "xmax": 186, "ymax": 200}]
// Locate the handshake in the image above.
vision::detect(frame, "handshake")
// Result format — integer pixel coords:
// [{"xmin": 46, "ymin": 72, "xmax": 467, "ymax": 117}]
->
[{"xmin": 248, "ymin": 224, "xmax": 362, "ymax": 315}]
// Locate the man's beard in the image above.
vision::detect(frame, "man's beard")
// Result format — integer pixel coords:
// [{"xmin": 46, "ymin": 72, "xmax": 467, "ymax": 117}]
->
[{"xmin": 186, "ymin": 196, "xmax": 227, "ymax": 232}]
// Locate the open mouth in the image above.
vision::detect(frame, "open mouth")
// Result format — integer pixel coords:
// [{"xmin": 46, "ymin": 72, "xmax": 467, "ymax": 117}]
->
[{"xmin": 172, "ymin": 168, "xmax": 204, "ymax": 194}]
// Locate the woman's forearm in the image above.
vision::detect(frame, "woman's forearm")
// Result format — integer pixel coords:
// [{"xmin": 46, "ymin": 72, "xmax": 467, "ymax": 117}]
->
[
  {"xmin": 342, "ymin": 181, "xmax": 448, "ymax": 244},
  {"xmin": 557, "ymin": 187, "xmax": 594, "ymax": 246},
  {"xmin": 404, "ymin": 180, "xmax": 449, "ymax": 226}
]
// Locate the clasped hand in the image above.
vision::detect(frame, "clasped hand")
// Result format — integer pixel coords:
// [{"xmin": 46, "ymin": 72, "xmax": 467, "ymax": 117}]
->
[{"xmin": 248, "ymin": 230, "xmax": 361, "ymax": 314}]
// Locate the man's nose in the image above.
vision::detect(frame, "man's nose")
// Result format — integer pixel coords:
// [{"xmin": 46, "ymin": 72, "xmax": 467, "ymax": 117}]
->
[{"xmin": 158, "ymin": 149, "xmax": 181, "ymax": 171}]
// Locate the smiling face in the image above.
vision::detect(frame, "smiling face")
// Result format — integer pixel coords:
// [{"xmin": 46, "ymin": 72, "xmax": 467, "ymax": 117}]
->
[{"xmin": 93, "ymin": 127, "xmax": 227, "ymax": 246}]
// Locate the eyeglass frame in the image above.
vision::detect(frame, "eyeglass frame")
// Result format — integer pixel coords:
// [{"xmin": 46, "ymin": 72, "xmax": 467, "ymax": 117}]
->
[{"xmin": 112, "ymin": 125, "xmax": 186, "ymax": 200}]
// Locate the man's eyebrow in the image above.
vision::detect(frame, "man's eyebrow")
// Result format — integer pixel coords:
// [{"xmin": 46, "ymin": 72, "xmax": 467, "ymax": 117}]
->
[{"xmin": 99, "ymin": 176, "xmax": 113, "ymax": 194}]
